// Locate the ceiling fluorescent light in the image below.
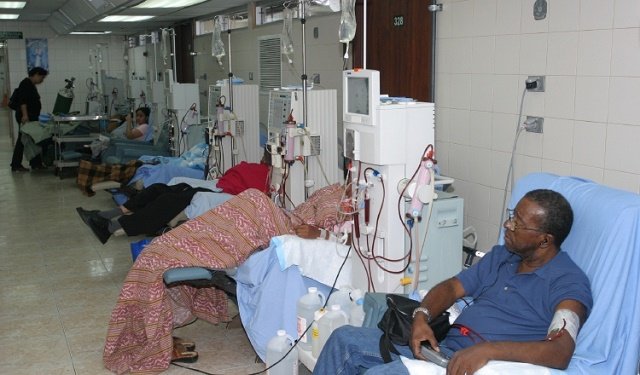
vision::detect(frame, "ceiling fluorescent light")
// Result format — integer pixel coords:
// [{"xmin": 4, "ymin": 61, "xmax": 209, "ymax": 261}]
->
[
  {"xmin": 0, "ymin": 14, "xmax": 19, "ymax": 19},
  {"xmin": 134, "ymin": 0, "xmax": 206, "ymax": 9},
  {"xmin": 0, "ymin": 2, "xmax": 26, "ymax": 9},
  {"xmin": 71, "ymin": 31, "xmax": 113, "ymax": 35},
  {"xmin": 99, "ymin": 15, "xmax": 155, "ymax": 22}
]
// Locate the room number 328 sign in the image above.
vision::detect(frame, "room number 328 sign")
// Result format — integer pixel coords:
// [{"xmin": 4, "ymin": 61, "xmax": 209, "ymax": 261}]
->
[{"xmin": 393, "ymin": 15, "xmax": 404, "ymax": 27}]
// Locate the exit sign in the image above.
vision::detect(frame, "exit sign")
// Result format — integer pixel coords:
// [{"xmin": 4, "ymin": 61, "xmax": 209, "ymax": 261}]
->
[
  {"xmin": 393, "ymin": 15, "xmax": 405, "ymax": 27},
  {"xmin": 0, "ymin": 31, "xmax": 23, "ymax": 39}
]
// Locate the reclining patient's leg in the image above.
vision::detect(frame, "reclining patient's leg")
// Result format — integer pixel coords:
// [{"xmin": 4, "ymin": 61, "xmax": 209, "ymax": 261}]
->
[
  {"xmin": 98, "ymin": 207, "xmax": 123, "ymax": 219},
  {"xmin": 121, "ymin": 182, "xmax": 185, "ymax": 211},
  {"xmin": 118, "ymin": 184, "xmax": 202, "ymax": 236}
]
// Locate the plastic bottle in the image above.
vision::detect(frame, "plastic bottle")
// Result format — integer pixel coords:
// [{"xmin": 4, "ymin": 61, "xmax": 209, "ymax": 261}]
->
[
  {"xmin": 327, "ymin": 286, "xmax": 353, "ymax": 320},
  {"xmin": 349, "ymin": 298, "xmax": 365, "ymax": 327},
  {"xmin": 211, "ymin": 16, "xmax": 225, "ymax": 67},
  {"xmin": 311, "ymin": 308, "xmax": 327, "ymax": 358},
  {"xmin": 317, "ymin": 304, "xmax": 349, "ymax": 354},
  {"xmin": 338, "ymin": 0, "xmax": 357, "ymax": 43},
  {"xmin": 266, "ymin": 330, "xmax": 298, "ymax": 375},
  {"xmin": 296, "ymin": 287, "xmax": 325, "ymax": 351},
  {"xmin": 281, "ymin": 7, "xmax": 295, "ymax": 64},
  {"xmin": 283, "ymin": 112, "xmax": 296, "ymax": 162}
]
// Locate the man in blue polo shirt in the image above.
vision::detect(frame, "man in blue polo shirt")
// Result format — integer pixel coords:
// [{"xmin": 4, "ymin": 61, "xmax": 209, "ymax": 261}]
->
[{"xmin": 314, "ymin": 189, "xmax": 592, "ymax": 375}]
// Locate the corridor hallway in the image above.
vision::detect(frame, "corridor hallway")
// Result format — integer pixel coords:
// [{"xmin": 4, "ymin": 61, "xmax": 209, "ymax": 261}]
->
[{"xmin": 0, "ymin": 108, "xmax": 263, "ymax": 374}]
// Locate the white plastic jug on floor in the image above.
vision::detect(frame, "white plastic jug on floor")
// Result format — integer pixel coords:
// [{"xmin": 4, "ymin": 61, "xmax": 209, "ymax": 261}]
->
[
  {"xmin": 327, "ymin": 286, "xmax": 353, "ymax": 319},
  {"xmin": 317, "ymin": 304, "xmax": 349, "ymax": 355},
  {"xmin": 311, "ymin": 308, "xmax": 328, "ymax": 358},
  {"xmin": 266, "ymin": 330, "xmax": 298, "ymax": 375},
  {"xmin": 296, "ymin": 287, "xmax": 325, "ymax": 351}
]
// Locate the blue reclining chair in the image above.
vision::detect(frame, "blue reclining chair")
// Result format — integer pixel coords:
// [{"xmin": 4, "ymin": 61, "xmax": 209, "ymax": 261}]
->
[
  {"xmin": 400, "ymin": 173, "xmax": 639, "ymax": 375},
  {"xmin": 101, "ymin": 114, "xmax": 172, "ymax": 165},
  {"xmin": 163, "ymin": 267, "xmax": 238, "ymax": 305},
  {"xmin": 506, "ymin": 173, "xmax": 640, "ymax": 375}
]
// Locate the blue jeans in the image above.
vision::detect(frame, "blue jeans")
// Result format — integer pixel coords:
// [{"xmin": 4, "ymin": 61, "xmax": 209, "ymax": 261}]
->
[{"xmin": 313, "ymin": 326, "xmax": 413, "ymax": 375}]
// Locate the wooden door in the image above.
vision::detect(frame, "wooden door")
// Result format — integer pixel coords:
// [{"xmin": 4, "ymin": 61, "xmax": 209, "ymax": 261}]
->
[
  {"xmin": 353, "ymin": 0, "xmax": 433, "ymax": 102},
  {"xmin": 175, "ymin": 22, "xmax": 195, "ymax": 83}
]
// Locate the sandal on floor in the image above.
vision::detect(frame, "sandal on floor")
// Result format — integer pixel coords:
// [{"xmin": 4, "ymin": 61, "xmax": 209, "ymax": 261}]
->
[
  {"xmin": 173, "ymin": 336, "xmax": 196, "ymax": 352},
  {"xmin": 171, "ymin": 347, "xmax": 199, "ymax": 363}
]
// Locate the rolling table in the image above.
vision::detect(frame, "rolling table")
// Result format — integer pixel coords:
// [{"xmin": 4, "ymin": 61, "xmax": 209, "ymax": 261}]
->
[{"xmin": 52, "ymin": 114, "xmax": 108, "ymax": 176}]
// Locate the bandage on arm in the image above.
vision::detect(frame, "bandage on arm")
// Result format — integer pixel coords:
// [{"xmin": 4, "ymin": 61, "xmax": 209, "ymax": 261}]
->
[
  {"xmin": 319, "ymin": 228, "xmax": 341, "ymax": 242},
  {"xmin": 319, "ymin": 227, "xmax": 351, "ymax": 244},
  {"xmin": 547, "ymin": 309, "xmax": 580, "ymax": 343},
  {"xmin": 319, "ymin": 228, "xmax": 330, "ymax": 240}
]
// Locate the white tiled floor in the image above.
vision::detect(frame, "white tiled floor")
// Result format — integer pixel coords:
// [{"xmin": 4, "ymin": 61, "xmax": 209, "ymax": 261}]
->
[{"xmin": 0, "ymin": 108, "xmax": 266, "ymax": 374}]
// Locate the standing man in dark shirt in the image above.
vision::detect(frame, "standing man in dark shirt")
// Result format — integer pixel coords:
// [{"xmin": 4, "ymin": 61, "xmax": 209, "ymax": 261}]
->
[{"xmin": 10, "ymin": 67, "xmax": 48, "ymax": 172}]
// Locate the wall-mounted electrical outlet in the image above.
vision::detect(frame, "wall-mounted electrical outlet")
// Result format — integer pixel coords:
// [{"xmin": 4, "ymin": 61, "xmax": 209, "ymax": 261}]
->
[
  {"xmin": 534, "ymin": 0, "xmax": 547, "ymax": 20},
  {"xmin": 524, "ymin": 116, "xmax": 544, "ymax": 133},
  {"xmin": 526, "ymin": 76, "xmax": 545, "ymax": 92}
]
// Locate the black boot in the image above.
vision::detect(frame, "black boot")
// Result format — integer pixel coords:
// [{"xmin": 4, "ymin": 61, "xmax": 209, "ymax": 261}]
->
[{"xmin": 87, "ymin": 215, "xmax": 112, "ymax": 244}]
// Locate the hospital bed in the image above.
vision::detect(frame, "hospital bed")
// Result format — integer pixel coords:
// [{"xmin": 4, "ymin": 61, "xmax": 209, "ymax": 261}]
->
[
  {"xmin": 87, "ymin": 145, "xmax": 209, "ymax": 202},
  {"xmin": 164, "ymin": 173, "xmax": 640, "ymax": 374}
]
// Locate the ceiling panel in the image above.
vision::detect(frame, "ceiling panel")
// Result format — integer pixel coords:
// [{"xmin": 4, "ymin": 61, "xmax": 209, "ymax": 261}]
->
[
  {"xmin": 15, "ymin": 0, "xmax": 256, "ymax": 35},
  {"xmin": 61, "ymin": 0, "xmax": 100, "ymax": 24}
]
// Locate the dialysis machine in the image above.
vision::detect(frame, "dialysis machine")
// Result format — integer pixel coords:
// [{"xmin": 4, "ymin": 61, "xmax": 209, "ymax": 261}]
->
[
  {"xmin": 127, "ymin": 46, "xmax": 149, "ymax": 110},
  {"xmin": 94, "ymin": 70, "xmax": 129, "ymax": 116},
  {"xmin": 151, "ymin": 79, "xmax": 167, "ymax": 127},
  {"xmin": 164, "ymin": 69, "xmax": 200, "ymax": 156},
  {"xmin": 402, "ymin": 190, "xmax": 463, "ymax": 292},
  {"xmin": 266, "ymin": 89, "xmax": 341, "ymax": 206},
  {"xmin": 342, "ymin": 69, "xmax": 463, "ymax": 293},
  {"xmin": 207, "ymin": 84, "xmax": 261, "ymax": 176}
]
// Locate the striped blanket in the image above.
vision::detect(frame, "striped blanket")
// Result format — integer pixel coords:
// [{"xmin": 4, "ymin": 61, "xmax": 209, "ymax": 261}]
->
[{"xmin": 103, "ymin": 184, "xmax": 344, "ymax": 374}]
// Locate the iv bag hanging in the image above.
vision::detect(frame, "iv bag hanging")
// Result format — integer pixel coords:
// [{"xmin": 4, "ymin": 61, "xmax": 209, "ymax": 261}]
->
[
  {"xmin": 338, "ymin": 0, "xmax": 356, "ymax": 44},
  {"xmin": 161, "ymin": 29, "xmax": 170, "ymax": 67},
  {"xmin": 311, "ymin": 0, "xmax": 341, "ymax": 12},
  {"xmin": 281, "ymin": 7, "xmax": 295, "ymax": 64},
  {"xmin": 212, "ymin": 17, "xmax": 226, "ymax": 67}
]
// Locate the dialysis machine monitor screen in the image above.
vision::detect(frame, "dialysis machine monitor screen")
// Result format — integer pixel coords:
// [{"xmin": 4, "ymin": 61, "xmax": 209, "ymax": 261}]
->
[
  {"xmin": 343, "ymin": 69, "xmax": 380, "ymax": 126},
  {"xmin": 347, "ymin": 77, "xmax": 369, "ymax": 115}
]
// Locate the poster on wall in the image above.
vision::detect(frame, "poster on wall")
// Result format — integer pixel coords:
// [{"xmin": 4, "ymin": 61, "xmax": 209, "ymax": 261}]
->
[{"xmin": 26, "ymin": 38, "xmax": 49, "ymax": 72}]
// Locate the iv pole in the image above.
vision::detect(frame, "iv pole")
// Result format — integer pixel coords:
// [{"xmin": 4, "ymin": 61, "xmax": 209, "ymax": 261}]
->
[
  {"xmin": 226, "ymin": 18, "xmax": 237, "ymax": 167},
  {"xmin": 299, "ymin": 0, "xmax": 310, "ymax": 199},
  {"xmin": 171, "ymin": 29, "xmax": 177, "ymax": 83},
  {"xmin": 363, "ymin": 0, "xmax": 367, "ymax": 69},
  {"xmin": 227, "ymin": 21, "xmax": 234, "ymax": 113},
  {"xmin": 300, "ymin": 1, "xmax": 308, "ymax": 133}
]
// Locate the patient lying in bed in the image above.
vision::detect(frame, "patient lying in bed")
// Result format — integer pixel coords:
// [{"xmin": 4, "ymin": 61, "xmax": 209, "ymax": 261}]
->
[
  {"xmin": 86, "ymin": 108, "xmax": 152, "ymax": 159},
  {"xmin": 76, "ymin": 161, "xmax": 271, "ymax": 244},
  {"xmin": 103, "ymin": 183, "xmax": 348, "ymax": 374}
]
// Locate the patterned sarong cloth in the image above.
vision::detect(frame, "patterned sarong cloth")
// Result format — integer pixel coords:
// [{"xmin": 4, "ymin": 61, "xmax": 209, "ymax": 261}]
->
[
  {"xmin": 103, "ymin": 184, "xmax": 344, "ymax": 374},
  {"xmin": 76, "ymin": 159, "xmax": 142, "ymax": 196}
]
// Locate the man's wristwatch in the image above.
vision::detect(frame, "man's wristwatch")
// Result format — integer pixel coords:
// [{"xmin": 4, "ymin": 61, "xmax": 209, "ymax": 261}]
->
[{"xmin": 412, "ymin": 307, "xmax": 432, "ymax": 323}]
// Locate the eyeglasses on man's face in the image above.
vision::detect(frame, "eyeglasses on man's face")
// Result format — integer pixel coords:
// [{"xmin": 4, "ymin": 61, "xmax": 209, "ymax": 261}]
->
[{"xmin": 505, "ymin": 208, "xmax": 546, "ymax": 233}]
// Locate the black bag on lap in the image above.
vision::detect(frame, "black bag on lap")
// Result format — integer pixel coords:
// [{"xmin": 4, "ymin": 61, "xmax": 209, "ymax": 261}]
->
[{"xmin": 378, "ymin": 294, "xmax": 450, "ymax": 363}]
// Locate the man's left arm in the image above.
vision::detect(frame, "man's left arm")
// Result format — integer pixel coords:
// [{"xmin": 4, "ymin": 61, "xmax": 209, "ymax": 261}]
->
[{"xmin": 446, "ymin": 299, "xmax": 587, "ymax": 375}]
